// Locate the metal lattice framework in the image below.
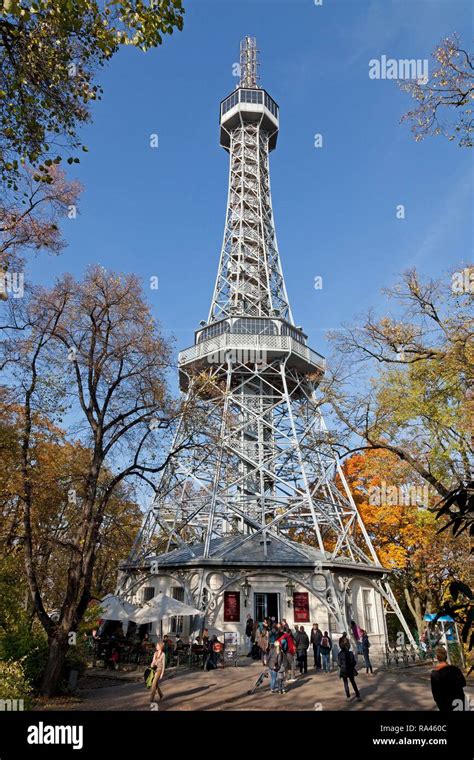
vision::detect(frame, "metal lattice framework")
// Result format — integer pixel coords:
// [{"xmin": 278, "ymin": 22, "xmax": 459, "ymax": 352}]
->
[
  {"xmin": 209, "ymin": 121, "xmax": 292, "ymax": 323},
  {"xmin": 122, "ymin": 38, "xmax": 415, "ymax": 647},
  {"xmin": 130, "ymin": 357, "xmax": 381, "ymax": 565}
]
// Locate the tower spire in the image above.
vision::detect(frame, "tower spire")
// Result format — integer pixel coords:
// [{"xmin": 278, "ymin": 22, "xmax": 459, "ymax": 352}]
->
[
  {"xmin": 239, "ymin": 36, "xmax": 259, "ymax": 88},
  {"xmin": 211, "ymin": 37, "xmax": 291, "ymax": 323}
]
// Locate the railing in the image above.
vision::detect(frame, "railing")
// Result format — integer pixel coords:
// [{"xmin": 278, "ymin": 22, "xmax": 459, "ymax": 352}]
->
[
  {"xmin": 179, "ymin": 333, "xmax": 326, "ymax": 372},
  {"xmin": 385, "ymin": 644, "xmax": 426, "ymax": 668}
]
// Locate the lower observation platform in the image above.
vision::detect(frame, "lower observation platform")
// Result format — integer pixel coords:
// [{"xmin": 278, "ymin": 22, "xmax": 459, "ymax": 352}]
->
[{"xmin": 178, "ymin": 331, "xmax": 326, "ymax": 391}]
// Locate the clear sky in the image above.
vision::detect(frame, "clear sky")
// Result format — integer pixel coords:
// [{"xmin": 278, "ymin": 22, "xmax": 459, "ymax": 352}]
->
[{"xmin": 27, "ymin": 0, "xmax": 473, "ymax": 383}]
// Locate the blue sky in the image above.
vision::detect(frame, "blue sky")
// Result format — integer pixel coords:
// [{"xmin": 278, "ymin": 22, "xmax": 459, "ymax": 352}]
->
[{"xmin": 28, "ymin": 0, "xmax": 473, "ymax": 381}]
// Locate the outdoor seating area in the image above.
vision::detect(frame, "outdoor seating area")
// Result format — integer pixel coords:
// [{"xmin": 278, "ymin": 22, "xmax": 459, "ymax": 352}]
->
[
  {"xmin": 87, "ymin": 594, "xmax": 232, "ymax": 673},
  {"xmin": 85, "ymin": 632, "xmax": 229, "ymax": 672}
]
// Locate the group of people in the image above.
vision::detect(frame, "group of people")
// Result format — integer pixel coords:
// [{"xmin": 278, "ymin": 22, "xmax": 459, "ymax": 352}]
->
[
  {"xmin": 146, "ymin": 618, "xmax": 466, "ymax": 710},
  {"xmin": 245, "ymin": 615, "xmax": 373, "ymax": 699}
]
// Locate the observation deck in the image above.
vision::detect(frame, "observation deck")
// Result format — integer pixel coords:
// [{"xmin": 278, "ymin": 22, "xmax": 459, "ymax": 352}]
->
[{"xmin": 178, "ymin": 316, "xmax": 326, "ymax": 391}]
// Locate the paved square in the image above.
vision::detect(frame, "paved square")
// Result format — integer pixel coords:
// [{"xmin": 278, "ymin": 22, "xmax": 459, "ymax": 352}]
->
[{"xmin": 36, "ymin": 660, "xmax": 472, "ymax": 712}]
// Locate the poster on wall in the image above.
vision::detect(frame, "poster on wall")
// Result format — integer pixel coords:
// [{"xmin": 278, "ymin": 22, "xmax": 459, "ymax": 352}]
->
[
  {"xmin": 293, "ymin": 592, "xmax": 310, "ymax": 623},
  {"xmin": 223, "ymin": 591, "xmax": 240, "ymax": 622}
]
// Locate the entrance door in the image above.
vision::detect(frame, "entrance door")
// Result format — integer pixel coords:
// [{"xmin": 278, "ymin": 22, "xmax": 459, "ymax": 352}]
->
[{"xmin": 254, "ymin": 593, "xmax": 280, "ymax": 622}]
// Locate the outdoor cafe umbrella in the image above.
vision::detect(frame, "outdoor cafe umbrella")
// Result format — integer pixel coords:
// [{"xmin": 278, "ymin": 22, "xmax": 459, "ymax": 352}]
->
[
  {"xmin": 205, "ymin": 627, "xmax": 225, "ymax": 638},
  {"xmin": 129, "ymin": 592, "xmax": 202, "ymax": 625},
  {"xmin": 100, "ymin": 594, "xmax": 137, "ymax": 622}
]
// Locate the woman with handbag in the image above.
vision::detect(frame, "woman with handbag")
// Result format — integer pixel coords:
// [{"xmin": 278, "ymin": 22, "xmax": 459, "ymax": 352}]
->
[{"xmin": 149, "ymin": 641, "xmax": 166, "ymax": 703}]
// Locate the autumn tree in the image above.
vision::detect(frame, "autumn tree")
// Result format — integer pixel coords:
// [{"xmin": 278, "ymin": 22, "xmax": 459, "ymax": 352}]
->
[
  {"xmin": 0, "ymin": 266, "xmax": 197, "ymax": 695},
  {"xmin": 342, "ymin": 449, "xmax": 470, "ymax": 635},
  {"xmin": 0, "ymin": 401, "xmax": 143, "ymax": 613},
  {"xmin": 0, "ymin": 1, "xmax": 184, "ymax": 273},
  {"xmin": 325, "ymin": 269, "xmax": 473, "ymax": 499},
  {"xmin": 400, "ymin": 34, "xmax": 474, "ymax": 147},
  {"xmin": 0, "ymin": 165, "xmax": 81, "ymax": 272},
  {"xmin": 0, "ymin": 0, "xmax": 185, "ymax": 188}
]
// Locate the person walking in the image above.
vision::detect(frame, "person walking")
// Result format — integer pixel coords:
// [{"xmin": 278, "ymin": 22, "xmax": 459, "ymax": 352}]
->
[
  {"xmin": 310, "ymin": 623, "xmax": 323, "ymax": 669},
  {"xmin": 339, "ymin": 631, "xmax": 349, "ymax": 649},
  {"xmin": 277, "ymin": 628, "xmax": 297, "ymax": 682},
  {"xmin": 337, "ymin": 641, "xmax": 361, "ymax": 701},
  {"xmin": 245, "ymin": 614, "xmax": 254, "ymax": 655},
  {"xmin": 320, "ymin": 631, "xmax": 332, "ymax": 672},
  {"xmin": 295, "ymin": 625, "xmax": 309, "ymax": 675},
  {"xmin": 266, "ymin": 642, "xmax": 279, "ymax": 693},
  {"xmin": 360, "ymin": 629, "xmax": 373, "ymax": 674},
  {"xmin": 149, "ymin": 641, "xmax": 166, "ymax": 703},
  {"xmin": 274, "ymin": 640, "xmax": 289, "ymax": 694},
  {"xmin": 257, "ymin": 624, "xmax": 269, "ymax": 664},
  {"xmin": 431, "ymin": 646, "xmax": 466, "ymax": 711}
]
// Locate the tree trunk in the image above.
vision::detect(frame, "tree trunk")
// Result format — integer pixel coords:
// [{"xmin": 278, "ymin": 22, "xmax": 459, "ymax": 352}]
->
[
  {"xmin": 404, "ymin": 587, "xmax": 425, "ymax": 636},
  {"xmin": 41, "ymin": 628, "xmax": 69, "ymax": 697}
]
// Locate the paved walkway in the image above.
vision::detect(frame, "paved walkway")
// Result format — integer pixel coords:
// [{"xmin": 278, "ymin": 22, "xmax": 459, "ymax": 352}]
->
[{"xmin": 35, "ymin": 660, "xmax": 473, "ymax": 712}]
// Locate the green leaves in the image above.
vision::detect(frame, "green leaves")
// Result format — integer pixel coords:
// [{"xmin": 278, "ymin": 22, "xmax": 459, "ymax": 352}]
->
[{"xmin": 0, "ymin": 0, "xmax": 185, "ymax": 189}]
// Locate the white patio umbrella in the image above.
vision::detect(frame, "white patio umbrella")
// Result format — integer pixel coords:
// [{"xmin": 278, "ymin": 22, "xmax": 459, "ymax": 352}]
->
[
  {"xmin": 205, "ymin": 627, "xmax": 225, "ymax": 638},
  {"xmin": 100, "ymin": 594, "xmax": 137, "ymax": 622},
  {"xmin": 130, "ymin": 592, "xmax": 202, "ymax": 625}
]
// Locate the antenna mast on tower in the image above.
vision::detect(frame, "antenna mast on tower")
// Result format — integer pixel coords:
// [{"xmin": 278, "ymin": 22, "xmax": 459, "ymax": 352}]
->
[{"xmin": 239, "ymin": 36, "xmax": 259, "ymax": 88}]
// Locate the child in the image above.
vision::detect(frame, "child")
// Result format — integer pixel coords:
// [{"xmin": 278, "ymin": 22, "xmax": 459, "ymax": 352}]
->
[{"xmin": 274, "ymin": 640, "xmax": 288, "ymax": 694}]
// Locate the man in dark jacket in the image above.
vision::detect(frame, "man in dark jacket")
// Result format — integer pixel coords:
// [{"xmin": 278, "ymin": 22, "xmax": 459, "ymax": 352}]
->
[
  {"xmin": 337, "ymin": 641, "xmax": 361, "ymax": 701},
  {"xmin": 245, "ymin": 614, "xmax": 254, "ymax": 655},
  {"xmin": 310, "ymin": 623, "xmax": 323, "ymax": 669},
  {"xmin": 431, "ymin": 646, "xmax": 466, "ymax": 711},
  {"xmin": 360, "ymin": 629, "xmax": 373, "ymax": 674},
  {"xmin": 295, "ymin": 626, "xmax": 310, "ymax": 674}
]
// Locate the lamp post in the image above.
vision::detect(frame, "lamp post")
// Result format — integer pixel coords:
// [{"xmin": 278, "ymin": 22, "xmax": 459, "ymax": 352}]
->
[
  {"xmin": 241, "ymin": 578, "xmax": 251, "ymax": 608},
  {"xmin": 286, "ymin": 579, "xmax": 295, "ymax": 608}
]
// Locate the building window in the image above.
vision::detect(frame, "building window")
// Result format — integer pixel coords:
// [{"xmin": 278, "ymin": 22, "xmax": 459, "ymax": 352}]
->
[
  {"xmin": 362, "ymin": 589, "xmax": 375, "ymax": 633},
  {"xmin": 222, "ymin": 91, "xmax": 239, "ymax": 115},
  {"xmin": 264, "ymin": 92, "xmax": 278, "ymax": 118},
  {"xmin": 143, "ymin": 586, "xmax": 155, "ymax": 602},
  {"xmin": 170, "ymin": 587, "xmax": 184, "ymax": 634},
  {"xmin": 281, "ymin": 323, "xmax": 306, "ymax": 344},
  {"xmin": 240, "ymin": 89, "xmax": 263, "ymax": 105},
  {"xmin": 198, "ymin": 319, "xmax": 230, "ymax": 343},
  {"xmin": 233, "ymin": 318, "xmax": 277, "ymax": 336}
]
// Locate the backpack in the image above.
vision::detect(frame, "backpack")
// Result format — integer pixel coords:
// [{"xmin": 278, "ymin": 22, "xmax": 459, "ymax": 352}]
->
[
  {"xmin": 321, "ymin": 636, "xmax": 330, "ymax": 649},
  {"xmin": 286, "ymin": 635, "xmax": 296, "ymax": 655}
]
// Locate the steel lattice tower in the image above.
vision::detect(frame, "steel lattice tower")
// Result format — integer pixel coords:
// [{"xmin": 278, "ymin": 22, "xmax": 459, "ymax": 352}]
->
[{"xmin": 121, "ymin": 38, "xmax": 415, "ymax": 646}]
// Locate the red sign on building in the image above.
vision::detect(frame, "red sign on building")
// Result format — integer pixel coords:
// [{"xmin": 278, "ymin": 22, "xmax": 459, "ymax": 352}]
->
[
  {"xmin": 293, "ymin": 592, "xmax": 310, "ymax": 623},
  {"xmin": 223, "ymin": 591, "xmax": 241, "ymax": 622}
]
